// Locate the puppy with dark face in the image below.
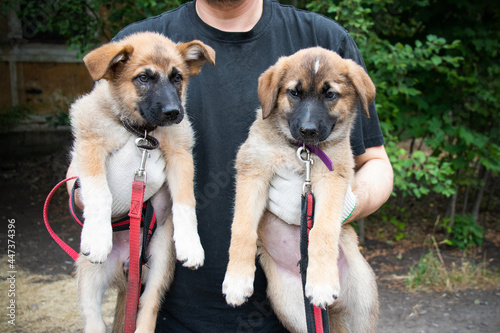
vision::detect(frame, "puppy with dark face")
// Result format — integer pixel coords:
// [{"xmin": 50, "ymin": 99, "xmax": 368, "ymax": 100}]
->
[
  {"xmin": 70, "ymin": 32, "xmax": 215, "ymax": 333},
  {"xmin": 223, "ymin": 47, "xmax": 379, "ymax": 332}
]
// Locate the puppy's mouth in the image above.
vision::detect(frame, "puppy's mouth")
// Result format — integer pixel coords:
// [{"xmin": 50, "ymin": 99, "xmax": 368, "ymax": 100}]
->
[{"xmin": 295, "ymin": 135, "xmax": 320, "ymax": 147}]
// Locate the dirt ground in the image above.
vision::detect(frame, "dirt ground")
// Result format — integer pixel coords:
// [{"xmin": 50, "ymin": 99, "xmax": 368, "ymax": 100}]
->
[{"xmin": 1, "ymin": 133, "xmax": 499, "ymax": 332}]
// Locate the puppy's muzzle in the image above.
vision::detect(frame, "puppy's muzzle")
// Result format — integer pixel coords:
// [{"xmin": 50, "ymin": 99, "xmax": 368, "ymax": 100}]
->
[
  {"xmin": 288, "ymin": 99, "xmax": 337, "ymax": 145},
  {"xmin": 163, "ymin": 107, "xmax": 182, "ymax": 122},
  {"xmin": 158, "ymin": 84, "xmax": 184, "ymax": 124},
  {"xmin": 299, "ymin": 123, "xmax": 320, "ymax": 142}
]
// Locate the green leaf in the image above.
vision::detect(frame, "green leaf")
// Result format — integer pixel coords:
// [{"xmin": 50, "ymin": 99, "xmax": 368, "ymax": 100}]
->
[
  {"xmin": 412, "ymin": 150, "xmax": 427, "ymax": 164},
  {"xmin": 431, "ymin": 55, "xmax": 442, "ymax": 66}
]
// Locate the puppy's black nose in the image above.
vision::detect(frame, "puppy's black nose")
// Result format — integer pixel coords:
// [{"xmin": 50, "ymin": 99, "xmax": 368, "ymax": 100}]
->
[
  {"xmin": 163, "ymin": 108, "xmax": 181, "ymax": 121},
  {"xmin": 300, "ymin": 126, "xmax": 319, "ymax": 140}
]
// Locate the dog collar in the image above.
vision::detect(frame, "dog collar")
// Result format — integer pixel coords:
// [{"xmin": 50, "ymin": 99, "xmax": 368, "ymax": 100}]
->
[
  {"xmin": 296, "ymin": 142, "xmax": 334, "ymax": 171},
  {"xmin": 121, "ymin": 118, "xmax": 159, "ymax": 149}
]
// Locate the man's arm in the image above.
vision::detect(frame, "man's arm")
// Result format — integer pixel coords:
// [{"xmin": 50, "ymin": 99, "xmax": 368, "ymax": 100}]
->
[{"xmin": 345, "ymin": 145, "xmax": 393, "ymax": 224}]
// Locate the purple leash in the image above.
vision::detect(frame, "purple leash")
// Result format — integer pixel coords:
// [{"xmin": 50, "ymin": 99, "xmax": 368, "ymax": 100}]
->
[{"xmin": 296, "ymin": 142, "xmax": 334, "ymax": 171}]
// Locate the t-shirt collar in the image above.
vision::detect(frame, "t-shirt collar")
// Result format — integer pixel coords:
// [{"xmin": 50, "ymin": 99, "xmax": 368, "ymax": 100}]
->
[{"xmin": 188, "ymin": 0, "xmax": 272, "ymax": 42}]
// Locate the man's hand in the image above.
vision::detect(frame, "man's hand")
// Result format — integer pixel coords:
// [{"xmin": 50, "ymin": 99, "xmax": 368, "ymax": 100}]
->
[
  {"xmin": 267, "ymin": 171, "xmax": 302, "ymax": 225},
  {"xmin": 267, "ymin": 170, "xmax": 357, "ymax": 225}
]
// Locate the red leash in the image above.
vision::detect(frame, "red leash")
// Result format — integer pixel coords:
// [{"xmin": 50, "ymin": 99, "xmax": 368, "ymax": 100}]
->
[
  {"xmin": 44, "ymin": 176, "xmax": 153, "ymax": 333},
  {"xmin": 124, "ymin": 179, "xmax": 146, "ymax": 333},
  {"xmin": 43, "ymin": 176, "xmax": 80, "ymax": 261},
  {"xmin": 124, "ymin": 136, "xmax": 153, "ymax": 333}
]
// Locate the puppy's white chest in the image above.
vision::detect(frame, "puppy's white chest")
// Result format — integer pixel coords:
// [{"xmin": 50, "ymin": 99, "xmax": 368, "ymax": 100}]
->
[{"xmin": 106, "ymin": 136, "xmax": 166, "ymax": 215}]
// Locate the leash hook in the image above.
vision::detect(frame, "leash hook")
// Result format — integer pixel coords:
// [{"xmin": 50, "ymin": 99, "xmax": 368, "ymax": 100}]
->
[
  {"xmin": 134, "ymin": 130, "xmax": 149, "ymax": 183},
  {"xmin": 297, "ymin": 144, "xmax": 313, "ymax": 194}
]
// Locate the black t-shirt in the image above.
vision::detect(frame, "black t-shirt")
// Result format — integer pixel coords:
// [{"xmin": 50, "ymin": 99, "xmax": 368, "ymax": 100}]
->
[{"xmin": 114, "ymin": 1, "xmax": 384, "ymax": 331}]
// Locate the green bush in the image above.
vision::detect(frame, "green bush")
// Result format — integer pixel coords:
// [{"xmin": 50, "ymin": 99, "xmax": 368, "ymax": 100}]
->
[
  {"xmin": 306, "ymin": 0, "xmax": 499, "ymax": 240},
  {"xmin": 442, "ymin": 214, "xmax": 485, "ymax": 250}
]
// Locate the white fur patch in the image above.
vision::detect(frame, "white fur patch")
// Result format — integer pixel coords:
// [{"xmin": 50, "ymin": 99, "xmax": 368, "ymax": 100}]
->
[
  {"xmin": 79, "ymin": 175, "xmax": 113, "ymax": 263},
  {"xmin": 172, "ymin": 203, "xmax": 204, "ymax": 268},
  {"xmin": 185, "ymin": 46, "xmax": 202, "ymax": 60},
  {"xmin": 80, "ymin": 175, "xmax": 112, "ymax": 217},
  {"xmin": 330, "ymin": 81, "xmax": 342, "ymax": 92},
  {"xmin": 286, "ymin": 80, "xmax": 298, "ymax": 90},
  {"xmin": 106, "ymin": 136, "xmax": 167, "ymax": 215},
  {"xmin": 112, "ymin": 53, "xmax": 124, "ymax": 64},
  {"xmin": 222, "ymin": 273, "xmax": 255, "ymax": 306},
  {"xmin": 314, "ymin": 59, "xmax": 320, "ymax": 74}
]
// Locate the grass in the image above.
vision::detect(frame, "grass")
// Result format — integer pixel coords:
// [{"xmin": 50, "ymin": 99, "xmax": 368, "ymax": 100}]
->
[
  {"xmin": 0, "ymin": 256, "xmax": 116, "ymax": 332},
  {"xmin": 406, "ymin": 237, "xmax": 500, "ymax": 292}
]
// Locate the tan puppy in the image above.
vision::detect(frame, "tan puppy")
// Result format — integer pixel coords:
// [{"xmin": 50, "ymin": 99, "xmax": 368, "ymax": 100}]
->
[
  {"xmin": 70, "ymin": 32, "xmax": 215, "ymax": 333},
  {"xmin": 223, "ymin": 47, "xmax": 378, "ymax": 332}
]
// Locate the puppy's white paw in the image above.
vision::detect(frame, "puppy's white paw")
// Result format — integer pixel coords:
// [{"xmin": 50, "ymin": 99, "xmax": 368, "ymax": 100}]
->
[
  {"xmin": 175, "ymin": 237, "xmax": 205, "ymax": 269},
  {"xmin": 80, "ymin": 221, "xmax": 112, "ymax": 264},
  {"xmin": 305, "ymin": 281, "xmax": 340, "ymax": 309},
  {"xmin": 222, "ymin": 273, "xmax": 254, "ymax": 307},
  {"xmin": 172, "ymin": 204, "xmax": 204, "ymax": 269}
]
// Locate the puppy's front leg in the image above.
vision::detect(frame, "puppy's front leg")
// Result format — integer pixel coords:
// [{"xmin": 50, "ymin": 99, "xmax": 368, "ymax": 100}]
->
[
  {"xmin": 75, "ymin": 139, "xmax": 114, "ymax": 263},
  {"xmin": 162, "ymin": 136, "xmax": 204, "ymax": 269},
  {"xmin": 304, "ymin": 173, "xmax": 348, "ymax": 308},
  {"xmin": 222, "ymin": 173, "xmax": 270, "ymax": 306}
]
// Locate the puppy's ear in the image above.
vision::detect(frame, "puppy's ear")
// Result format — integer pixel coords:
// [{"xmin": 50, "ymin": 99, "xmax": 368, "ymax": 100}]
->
[
  {"xmin": 83, "ymin": 43, "xmax": 134, "ymax": 81},
  {"xmin": 346, "ymin": 60, "xmax": 376, "ymax": 118},
  {"xmin": 258, "ymin": 61, "xmax": 285, "ymax": 119},
  {"xmin": 177, "ymin": 40, "xmax": 216, "ymax": 76}
]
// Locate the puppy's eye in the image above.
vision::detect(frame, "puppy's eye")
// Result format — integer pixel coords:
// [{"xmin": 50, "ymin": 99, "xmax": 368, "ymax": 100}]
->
[
  {"xmin": 172, "ymin": 73, "xmax": 183, "ymax": 85},
  {"xmin": 325, "ymin": 91, "xmax": 338, "ymax": 100},
  {"xmin": 138, "ymin": 74, "xmax": 149, "ymax": 83},
  {"xmin": 288, "ymin": 89, "xmax": 299, "ymax": 98}
]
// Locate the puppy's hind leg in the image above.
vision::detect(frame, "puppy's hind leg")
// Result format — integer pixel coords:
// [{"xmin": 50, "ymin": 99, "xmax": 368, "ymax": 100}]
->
[
  {"xmin": 258, "ymin": 213, "xmax": 306, "ymax": 333},
  {"xmin": 135, "ymin": 216, "xmax": 175, "ymax": 333},
  {"xmin": 111, "ymin": 271, "xmax": 127, "ymax": 333},
  {"xmin": 259, "ymin": 249, "xmax": 307, "ymax": 333},
  {"xmin": 77, "ymin": 257, "xmax": 116, "ymax": 333}
]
